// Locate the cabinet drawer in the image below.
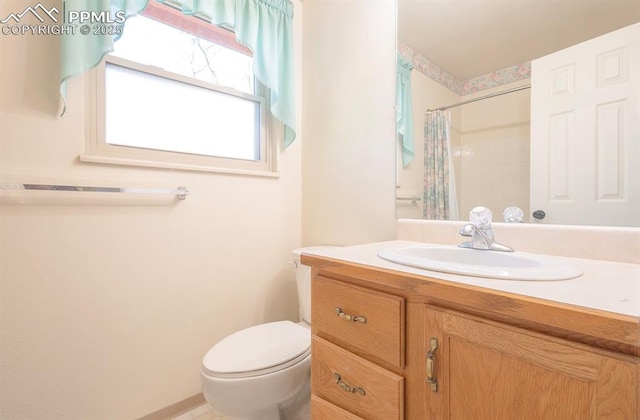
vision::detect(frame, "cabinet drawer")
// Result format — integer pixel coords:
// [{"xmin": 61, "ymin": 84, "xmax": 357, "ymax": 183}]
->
[
  {"xmin": 312, "ymin": 336, "xmax": 404, "ymax": 420},
  {"xmin": 312, "ymin": 276, "xmax": 405, "ymax": 367},
  {"xmin": 311, "ymin": 395, "xmax": 364, "ymax": 420}
]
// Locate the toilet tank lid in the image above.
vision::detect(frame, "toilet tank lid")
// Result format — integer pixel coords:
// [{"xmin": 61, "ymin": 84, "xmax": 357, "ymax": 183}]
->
[
  {"xmin": 292, "ymin": 246, "xmax": 338, "ymax": 260},
  {"xmin": 202, "ymin": 321, "xmax": 310, "ymax": 374}
]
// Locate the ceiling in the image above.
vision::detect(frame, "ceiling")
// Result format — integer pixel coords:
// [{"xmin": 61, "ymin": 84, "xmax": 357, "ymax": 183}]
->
[{"xmin": 398, "ymin": 0, "xmax": 640, "ymax": 81}]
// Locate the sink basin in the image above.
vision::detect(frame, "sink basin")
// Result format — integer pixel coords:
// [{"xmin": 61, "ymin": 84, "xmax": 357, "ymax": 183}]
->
[{"xmin": 378, "ymin": 245, "xmax": 582, "ymax": 281}]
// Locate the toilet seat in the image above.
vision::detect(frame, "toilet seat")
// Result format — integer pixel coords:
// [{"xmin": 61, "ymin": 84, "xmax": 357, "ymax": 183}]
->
[{"xmin": 202, "ymin": 321, "xmax": 311, "ymax": 379}]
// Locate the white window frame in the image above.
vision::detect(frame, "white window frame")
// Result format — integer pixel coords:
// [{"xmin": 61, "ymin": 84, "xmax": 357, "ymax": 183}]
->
[{"xmin": 81, "ymin": 19, "xmax": 278, "ymax": 177}]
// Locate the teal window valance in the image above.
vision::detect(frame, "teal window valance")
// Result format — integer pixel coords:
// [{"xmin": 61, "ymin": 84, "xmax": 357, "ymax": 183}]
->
[
  {"xmin": 59, "ymin": 0, "xmax": 297, "ymax": 147},
  {"xmin": 397, "ymin": 54, "xmax": 414, "ymax": 167}
]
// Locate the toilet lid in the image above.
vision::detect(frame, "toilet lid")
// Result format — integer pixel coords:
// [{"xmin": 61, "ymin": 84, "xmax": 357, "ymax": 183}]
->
[{"xmin": 202, "ymin": 321, "xmax": 310, "ymax": 378}]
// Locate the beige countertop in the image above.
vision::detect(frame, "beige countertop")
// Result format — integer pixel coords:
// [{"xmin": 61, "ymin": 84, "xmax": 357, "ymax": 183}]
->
[{"xmin": 304, "ymin": 240, "xmax": 640, "ymax": 318}]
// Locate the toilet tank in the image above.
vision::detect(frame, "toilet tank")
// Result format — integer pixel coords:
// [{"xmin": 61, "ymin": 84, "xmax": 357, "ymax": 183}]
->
[{"xmin": 292, "ymin": 247, "xmax": 336, "ymax": 324}]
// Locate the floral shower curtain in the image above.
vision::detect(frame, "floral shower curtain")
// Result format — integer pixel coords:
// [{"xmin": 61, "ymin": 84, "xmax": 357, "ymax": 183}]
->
[{"xmin": 423, "ymin": 110, "xmax": 458, "ymax": 220}]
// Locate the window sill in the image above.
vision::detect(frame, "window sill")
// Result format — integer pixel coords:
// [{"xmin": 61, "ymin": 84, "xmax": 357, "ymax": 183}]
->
[{"xmin": 79, "ymin": 154, "xmax": 281, "ymax": 178}]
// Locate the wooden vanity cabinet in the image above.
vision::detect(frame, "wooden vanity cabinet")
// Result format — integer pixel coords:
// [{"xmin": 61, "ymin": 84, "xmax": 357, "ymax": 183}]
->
[
  {"xmin": 422, "ymin": 307, "xmax": 639, "ymax": 419},
  {"xmin": 306, "ymin": 256, "xmax": 640, "ymax": 419}
]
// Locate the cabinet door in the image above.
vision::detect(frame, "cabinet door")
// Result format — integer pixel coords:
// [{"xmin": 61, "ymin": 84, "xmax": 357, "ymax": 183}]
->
[{"xmin": 425, "ymin": 309, "xmax": 638, "ymax": 419}]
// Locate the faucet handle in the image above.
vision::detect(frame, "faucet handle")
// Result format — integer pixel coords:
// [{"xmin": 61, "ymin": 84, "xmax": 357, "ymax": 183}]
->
[
  {"xmin": 469, "ymin": 206, "xmax": 492, "ymax": 228},
  {"xmin": 503, "ymin": 206, "xmax": 524, "ymax": 223}
]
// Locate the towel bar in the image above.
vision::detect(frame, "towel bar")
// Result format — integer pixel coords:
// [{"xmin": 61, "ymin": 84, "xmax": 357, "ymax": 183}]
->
[{"xmin": 1, "ymin": 183, "xmax": 189, "ymax": 200}]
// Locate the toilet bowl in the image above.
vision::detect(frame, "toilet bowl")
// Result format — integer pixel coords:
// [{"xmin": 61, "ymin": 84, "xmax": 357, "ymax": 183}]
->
[
  {"xmin": 200, "ymin": 246, "xmax": 334, "ymax": 420},
  {"xmin": 200, "ymin": 321, "xmax": 311, "ymax": 419}
]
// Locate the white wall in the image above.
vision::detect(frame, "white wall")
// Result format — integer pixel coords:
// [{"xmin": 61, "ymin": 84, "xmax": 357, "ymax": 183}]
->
[
  {"xmin": 0, "ymin": 0, "xmax": 399, "ymax": 416},
  {"xmin": 301, "ymin": 0, "xmax": 397, "ymax": 246},
  {"xmin": 0, "ymin": 1, "xmax": 303, "ymax": 418},
  {"xmin": 459, "ymin": 81, "xmax": 530, "ymax": 219}
]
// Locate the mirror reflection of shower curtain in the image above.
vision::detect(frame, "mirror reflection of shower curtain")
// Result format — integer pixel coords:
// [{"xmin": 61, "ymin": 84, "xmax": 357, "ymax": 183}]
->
[{"xmin": 423, "ymin": 110, "xmax": 459, "ymax": 220}]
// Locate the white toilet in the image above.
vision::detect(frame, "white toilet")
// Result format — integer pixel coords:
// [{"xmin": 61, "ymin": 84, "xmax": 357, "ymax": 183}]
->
[{"xmin": 200, "ymin": 247, "xmax": 332, "ymax": 420}]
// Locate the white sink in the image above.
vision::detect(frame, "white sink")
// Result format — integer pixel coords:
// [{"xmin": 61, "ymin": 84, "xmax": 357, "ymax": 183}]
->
[{"xmin": 377, "ymin": 245, "xmax": 582, "ymax": 281}]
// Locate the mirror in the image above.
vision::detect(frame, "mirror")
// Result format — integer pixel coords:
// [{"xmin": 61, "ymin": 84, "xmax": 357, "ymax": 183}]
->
[{"xmin": 396, "ymin": 0, "xmax": 640, "ymax": 227}]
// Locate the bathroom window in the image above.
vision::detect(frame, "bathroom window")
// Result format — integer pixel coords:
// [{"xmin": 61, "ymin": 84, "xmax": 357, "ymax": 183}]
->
[{"xmin": 82, "ymin": 2, "xmax": 277, "ymax": 176}]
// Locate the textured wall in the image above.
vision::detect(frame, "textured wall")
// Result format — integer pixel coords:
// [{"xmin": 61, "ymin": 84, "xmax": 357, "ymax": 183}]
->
[
  {"xmin": 0, "ymin": 1, "xmax": 303, "ymax": 418},
  {"xmin": 301, "ymin": 0, "xmax": 397, "ymax": 246}
]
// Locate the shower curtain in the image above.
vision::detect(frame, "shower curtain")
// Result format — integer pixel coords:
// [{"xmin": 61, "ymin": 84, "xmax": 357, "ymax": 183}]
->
[{"xmin": 423, "ymin": 110, "xmax": 459, "ymax": 220}]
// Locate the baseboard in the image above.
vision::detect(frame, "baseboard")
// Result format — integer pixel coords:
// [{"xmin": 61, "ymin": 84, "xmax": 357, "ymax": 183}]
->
[{"xmin": 138, "ymin": 393, "xmax": 206, "ymax": 420}]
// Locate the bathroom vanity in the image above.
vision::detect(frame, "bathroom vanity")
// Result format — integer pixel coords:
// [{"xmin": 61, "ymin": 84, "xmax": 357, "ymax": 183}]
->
[{"xmin": 303, "ymin": 241, "xmax": 640, "ymax": 419}]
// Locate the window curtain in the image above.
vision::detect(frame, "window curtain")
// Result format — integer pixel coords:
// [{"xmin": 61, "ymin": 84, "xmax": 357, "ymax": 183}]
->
[
  {"xmin": 59, "ymin": 0, "xmax": 297, "ymax": 146},
  {"xmin": 396, "ymin": 55, "xmax": 414, "ymax": 167},
  {"xmin": 423, "ymin": 110, "xmax": 458, "ymax": 220}
]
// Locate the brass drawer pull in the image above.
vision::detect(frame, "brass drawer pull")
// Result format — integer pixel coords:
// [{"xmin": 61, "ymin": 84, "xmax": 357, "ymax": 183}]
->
[
  {"xmin": 335, "ymin": 307, "xmax": 367, "ymax": 323},
  {"xmin": 334, "ymin": 373, "xmax": 366, "ymax": 396},
  {"xmin": 426, "ymin": 337, "xmax": 438, "ymax": 392}
]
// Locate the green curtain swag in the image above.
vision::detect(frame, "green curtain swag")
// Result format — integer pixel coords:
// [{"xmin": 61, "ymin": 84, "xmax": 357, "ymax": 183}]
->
[{"xmin": 397, "ymin": 54, "xmax": 415, "ymax": 167}]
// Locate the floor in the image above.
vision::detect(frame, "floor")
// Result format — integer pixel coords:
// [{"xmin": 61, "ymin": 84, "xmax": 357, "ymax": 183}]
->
[
  {"xmin": 171, "ymin": 399, "xmax": 310, "ymax": 420},
  {"xmin": 171, "ymin": 404, "xmax": 223, "ymax": 420}
]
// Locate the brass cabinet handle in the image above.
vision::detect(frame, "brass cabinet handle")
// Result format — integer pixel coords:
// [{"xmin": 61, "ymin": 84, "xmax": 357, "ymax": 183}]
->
[
  {"xmin": 334, "ymin": 373, "xmax": 366, "ymax": 396},
  {"xmin": 426, "ymin": 337, "xmax": 438, "ymax": 392},
  {"xmin": 335, "ymin": 307, "xmax": 367, "ymax": 323}
]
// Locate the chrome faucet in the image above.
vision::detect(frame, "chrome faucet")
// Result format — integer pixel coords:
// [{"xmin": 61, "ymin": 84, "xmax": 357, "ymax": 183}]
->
[{"xmin": 458, "ymin": 206, "xmax": 513, "ymax": 252}]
